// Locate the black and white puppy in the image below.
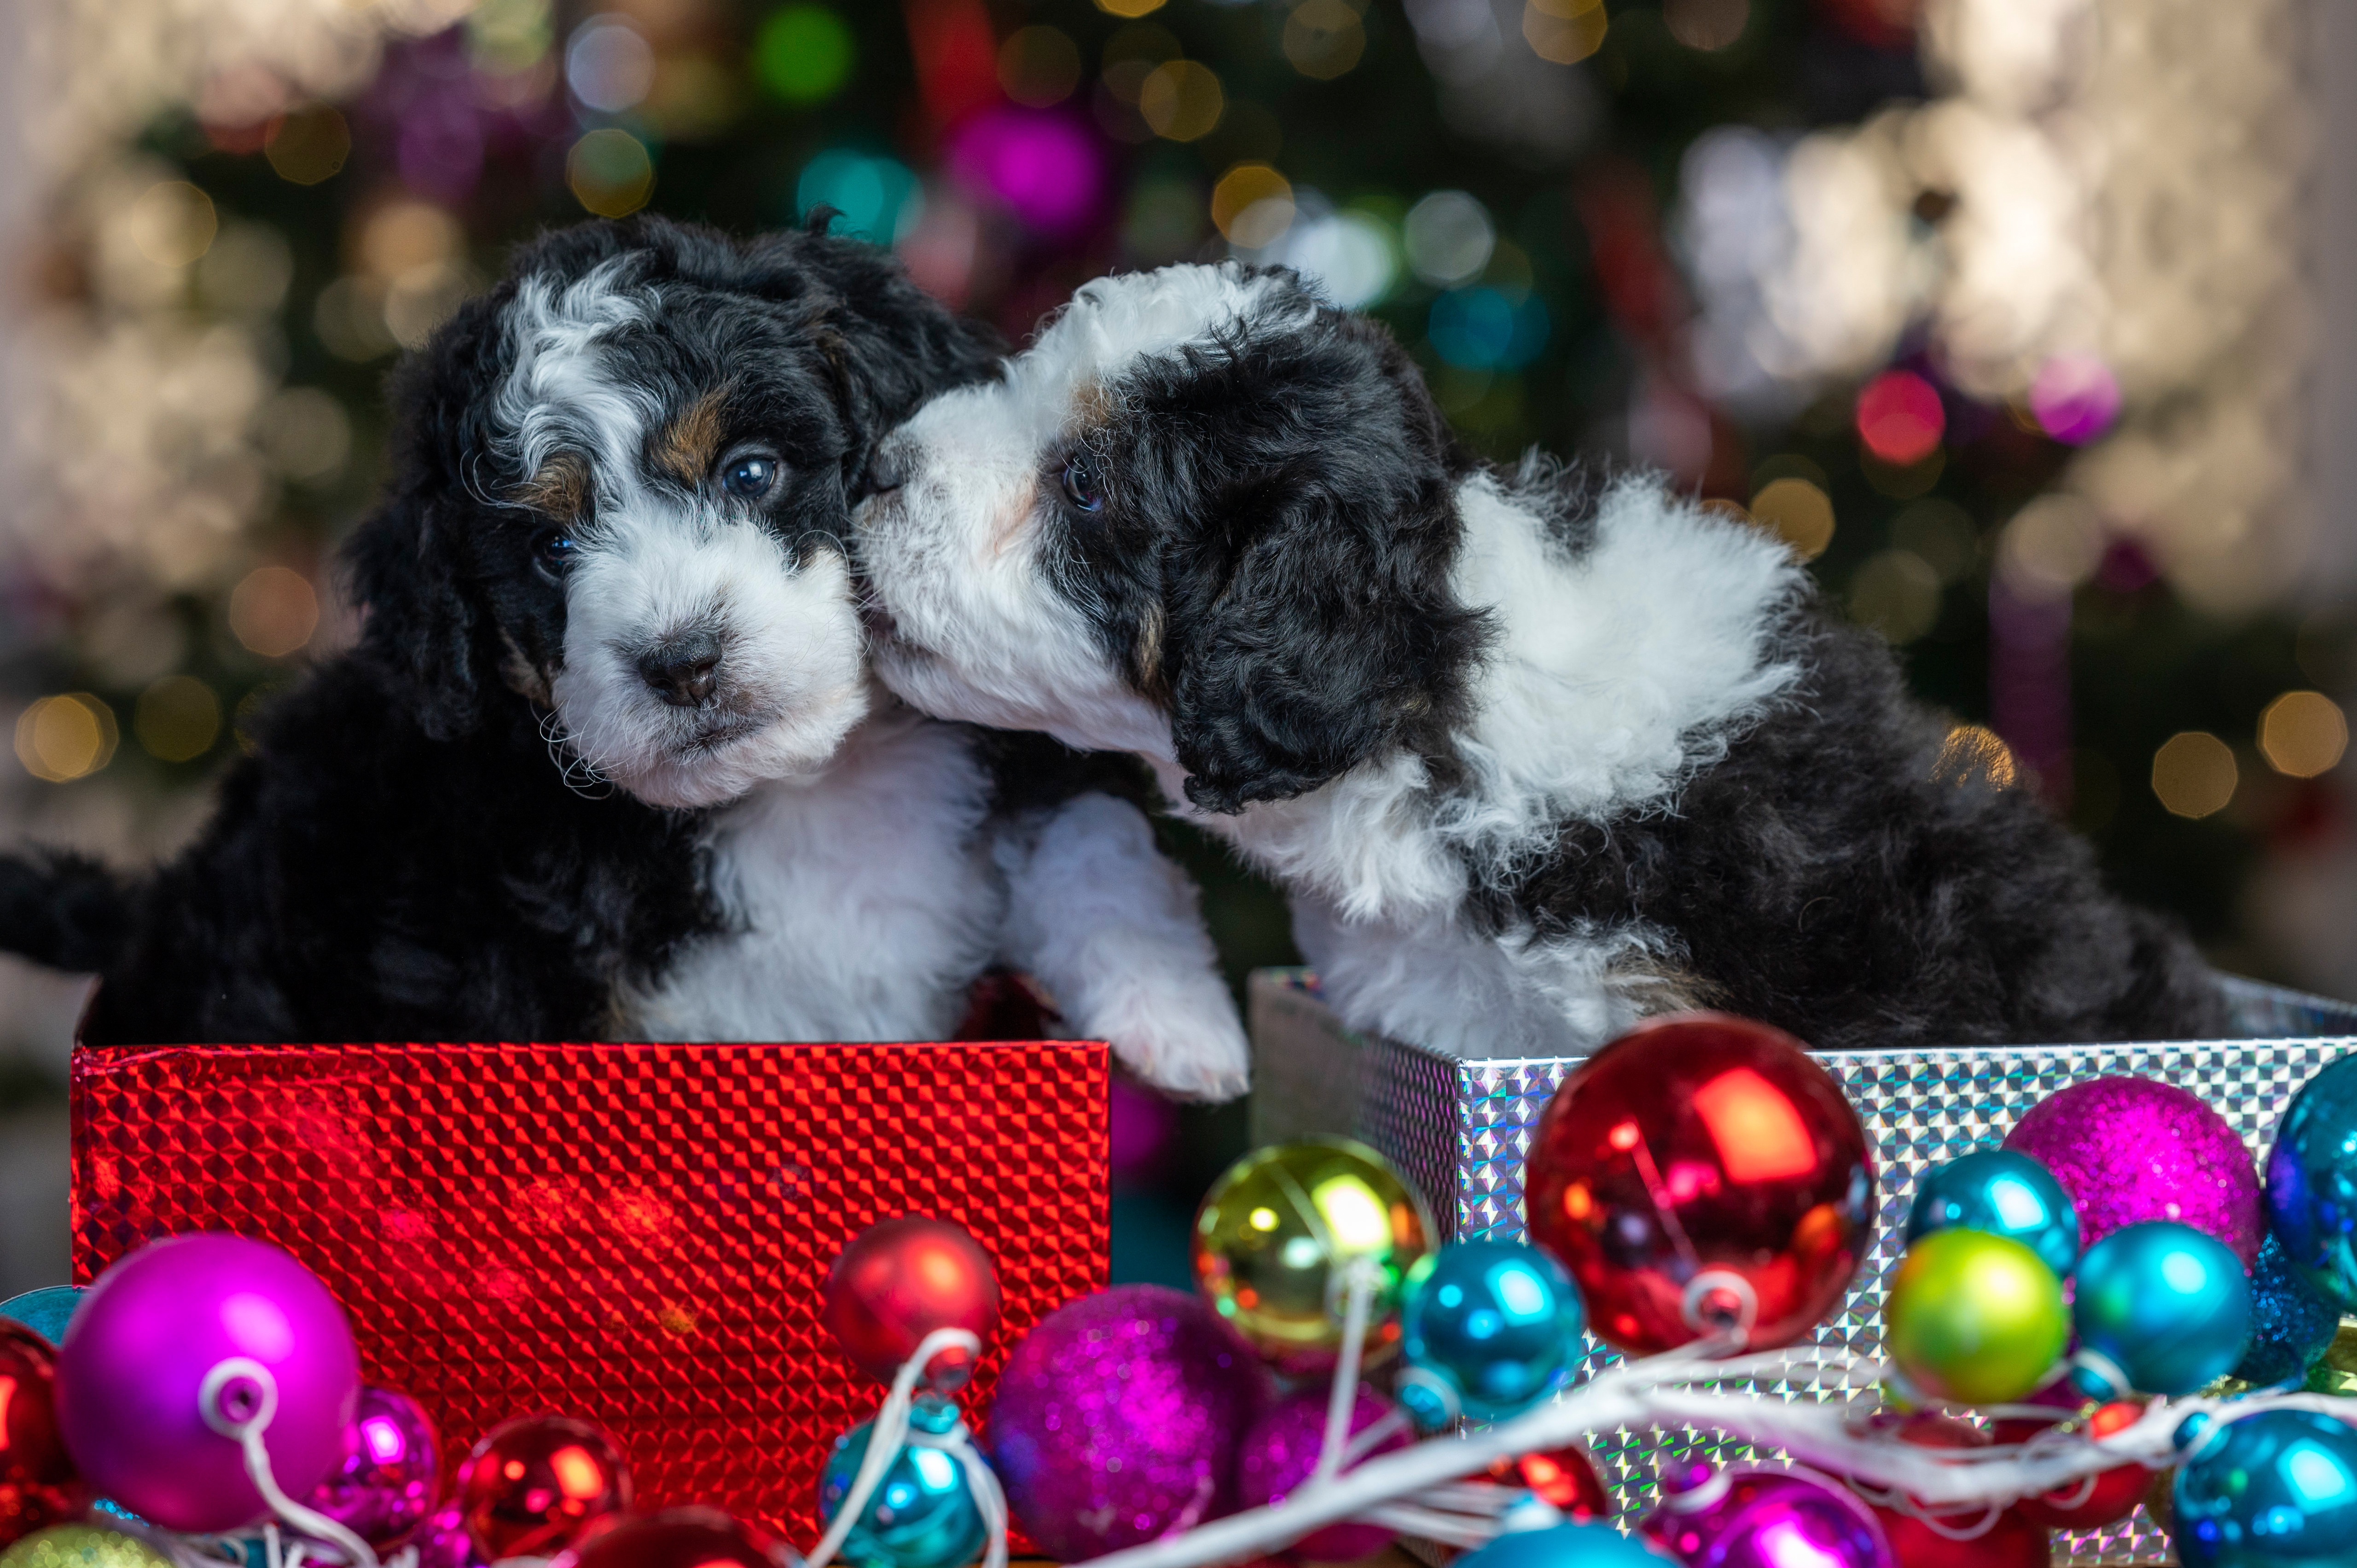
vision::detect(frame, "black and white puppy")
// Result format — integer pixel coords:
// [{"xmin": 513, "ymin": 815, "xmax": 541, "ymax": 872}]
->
[
  {"xmin": 0, "ymin": 222, "xmax": 1248, "ymax": 1098},
  {"xmin": 854, "ymin": 262, "xmax": 2224, "ymax": 1056}
]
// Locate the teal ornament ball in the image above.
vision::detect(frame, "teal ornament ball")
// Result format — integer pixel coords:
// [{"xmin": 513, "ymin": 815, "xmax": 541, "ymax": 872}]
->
[
  {"xmin": 2234, "ymin": 1234, "xmax": 2342, "ymax": 1387},
  {"xmin": 816, "ymin": 1414, "xmax": 984, "ymax": 1568},
  {"xmin": 2071, "ymin": 1221, "xmax": 2253, "ymax": 1398},
  {"xmin": 1904, "ymin": 1150, "xmax": 2079, "ymax": 1278},
  {"xmin": 1453, "ymin": 1519, "xmax": 1673, "ymax": 1568},
  {"xmin": 2174, "ymin": 1408, "xmax": 2357, "ymax": 1566},
  {"xmin": 0, "ymin": 1289, "xmax": 83, "ymax": 1348},
  {"xmin": 1398, "ymin": 1241, "xmax": 1585, "ymax": 1429},
  {"xmin": 2266, "ymin": 1052, "xmax": 2357, "ymax": 1313}
]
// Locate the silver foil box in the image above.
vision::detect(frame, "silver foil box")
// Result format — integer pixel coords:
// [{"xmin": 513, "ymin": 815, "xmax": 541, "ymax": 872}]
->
[{"xmin": 1247, "ymin": 969, "xmax": 2357, "ymax": 1567}]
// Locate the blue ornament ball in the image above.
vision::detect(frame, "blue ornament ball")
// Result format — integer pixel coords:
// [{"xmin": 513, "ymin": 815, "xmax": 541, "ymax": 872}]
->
[
  {"xmin": 2266, "ymin": 1052, "xmax": 2357, "ymax": 1313},
  {"xmin": 1399, "ymin": 1241, "xmax": 1586, "ymax": 1428},
  {"xmin": 2175, "ymin": 1408, "xmax": 2357, "ymax": 1566},
  {"xmin": 816, "ymin": 1411, "xmax": 986, "ymax": 1568},
  {"xmin": 1904, "ymin": 1150, "xmax": 2079, "ymax": 1277},
  {"xmin": 1453, "ymin": 1519, "xmax": 1673, "ymax": 1568},
  {"xmin": 0, "ymin": 1288, "xmax": 83, "ymax": 1348},
  {"xmin": 2234, "ymin": 1234, "xmax": 2342, "ymax": 1387},
  {"xmin": 2071, "ymin": 1221, "xmax": 2253, "ymax": 1398}
]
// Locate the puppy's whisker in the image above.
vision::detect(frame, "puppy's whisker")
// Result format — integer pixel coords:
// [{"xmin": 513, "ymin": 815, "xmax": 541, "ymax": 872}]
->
[{"xmin": 539, "ymin": 706, "xmax": 615, "ymax": 799}]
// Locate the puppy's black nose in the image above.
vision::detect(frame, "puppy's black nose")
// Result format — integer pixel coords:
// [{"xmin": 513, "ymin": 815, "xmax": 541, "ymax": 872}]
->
[{"xmin": 638, "ymin": 631, "xmax": 723, "ymax": 708}]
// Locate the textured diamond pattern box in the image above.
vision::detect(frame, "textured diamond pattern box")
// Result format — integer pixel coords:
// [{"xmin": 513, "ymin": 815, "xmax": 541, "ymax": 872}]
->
[
  {"xmin": 1249, "ymin": 969, "xmax": 2357, "ymax": 1567},
  {"xmin": 71, "ymin": 1040, "xmax": 1109, "ymax": 1548}
]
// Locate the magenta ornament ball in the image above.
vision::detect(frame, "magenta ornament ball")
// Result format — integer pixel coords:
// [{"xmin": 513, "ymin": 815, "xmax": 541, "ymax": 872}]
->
[
  {"xmin": 306, "ymin": 1387, "xmax": 441, "ymax": 1549},
  {"xmin": 1642, "ymin": 1463, "xmax": 1894, "ymax": 1568},
  {"xmin": 55, "ymin": 1234, "xmax": 361, "ymax": 1534},
  {"xmin": 986, "ymin": 1284, "xmax": 1266, "ymax": 1562},
  {"xmin": 2003, "ymin": 1077, "xmax": 2264, "ymax": 1264},
  {"xmin": 1236, "ymin": 1388, "xmax": 1411, "ymax": 1562}
]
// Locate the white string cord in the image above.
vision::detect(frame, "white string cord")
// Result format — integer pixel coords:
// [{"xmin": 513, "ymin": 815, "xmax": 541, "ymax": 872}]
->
[
  {"xmin": 193, "ymin": 1359, "xmax": 379, "ymax": 1568},
  {"xmin": 1314, "ymin": 1262, "xmax": 1380, "ymax": 1482},
  {"xmin": 801, "ymin": 1328, "xmax": 986, "ymax": 1568},
  {"xmin": 909, "ymin": 1414, "xmax": 1010, "ymax": 1568}
]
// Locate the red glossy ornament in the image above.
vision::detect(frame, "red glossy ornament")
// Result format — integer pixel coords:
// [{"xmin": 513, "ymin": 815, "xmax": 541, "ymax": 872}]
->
[
  {"xmin": 1993, "ymin": 1400, "xmax": 2151, "ymax": 1530},
  {"xmin": 456, "ymin": 1415, "xmax": 632, "ymax": 1562},
  {"xmin": 823, "ymin": 1216, "xmax": 1003, "ymax": 1386},
  {"xmin": 554, "ymin": 1506, "xmax": 787, "ymax": 1568},
  {"xmin": 1872, "ymin": 1506, "xmax": 2050, "ymax": 1568},
  {"xmin": 1525, "ymin": 1013, "xmax": 1875, "ymax": 1354},
  {"xmin": 1482, "ymin": 1443, "xmax": 1614, "ymax": 1521},
  {"xmin": 0, "ymin": 1322, "xmax": 84, "ymax": 1547}
]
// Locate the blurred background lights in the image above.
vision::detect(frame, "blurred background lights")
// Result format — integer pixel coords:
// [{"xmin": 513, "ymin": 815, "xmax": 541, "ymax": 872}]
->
[
  {"xmin": 264, "ymin": 107, "xmax": 350, "ymax": 185},
  {"xmin": 2027, "ymin": 353, "xmax": 2122, "ymax": 446},
  {"xmin": 127, "ymin": 182, "xmax": 219, "ymax": 268},
  {"xmin": 1522, "ymin": 0, "xmax": 1608, "ymax": 64},
  {"xmin": 568, "ymin": 129, "xmax": 655, "ymax": 218},
  {"xmin": 255, "ymin": 388, "xmax": 354, "ymax": 483},
  {"xmin": 945, "ymin": 110, "xmax": 1100, "ymax": 236},
  {"xmin": 133, "ymin": 677, "xmax": 222, "ymax": 764},
  {"xmin": 228, "ymin": 567, "xmax": 320, "ymax": 659},
  {"xmin": 1428, "ymin": 287, "xmax": 1548, "ymax": 372},
  {"xmin": 755, "ymin": 5, "xmax": 854, "ymax": 105},
  {"xmin": 1138, "ymin": 60, "xmax": 1224, "ymax": 141},
  {"xmin": 1996, "ymin": 494, "xmax": 2104, "ymax": 600},
  {"xmin": 14, "ymin": 696, "xmax": 119, "ymax": 785},
  {"xmin": 1402, "ymin": 191, "xmax": 1494, "ymax": 287},
  {"xmin": 1854, "ymin": 369, "xmax": 1945, "ymax": 465},
  {"xmin": 1283, "ymin": 0, "xmax": 1368, "ymax": 79},
  {"xmin": 998, "ymin": 26, "xmax": 1081, "ymax": 107},
  {"xmin": 2153, "ymin": 732, "xmax": 2239, "ymax": 820},
  {"xmin": 1095, "ymin": 0, "xmax": 1168, "ymax": 17},
  {"xmin": 1935, "ymin": 723, "xmax": 2018, "ymax": 789},
  {"xmin": 1211, "ymin": 163, "xmax": 1294, "ymax": 248},
  {"xmin": 798, "ymin": 148, "xmax": 922, "ymax": 243},
  {"xmin": 1747, "ymin": 475, "xmax": 1835, "ymax": 560},
  {"xmin": 1850, "ymin": 549, "xmax": 1944, "ymax": 644},
  {"xmin": 467, "ymin": 0, "xmax": 555, "ymax": 74},
  {"xmin": 1663, "ymin": 0, "xmax": 1750, "ymax": 50},
  {"xmin": 2260, "ymin": 693, "xmax": 2349, "ymax": 780},
  {"xmin": 1251, "ymin": 200, "xmax": 1396, "ymax": 311},
  {"xmin": 566, "ymin": 17, "xmax": 656, "ymax": 114}
]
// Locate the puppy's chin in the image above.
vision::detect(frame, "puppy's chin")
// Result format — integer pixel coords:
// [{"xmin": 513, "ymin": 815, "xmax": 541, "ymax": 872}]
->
[{"xmin": 602, "ymin": 689, "xmax": 872, "ymax": 808}]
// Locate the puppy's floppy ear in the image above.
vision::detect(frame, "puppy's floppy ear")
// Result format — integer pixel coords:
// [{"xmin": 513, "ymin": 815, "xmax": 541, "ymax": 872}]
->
[{"xmin": 1161, "ymin": 314, "xmax": 1490, "ymax": 813}]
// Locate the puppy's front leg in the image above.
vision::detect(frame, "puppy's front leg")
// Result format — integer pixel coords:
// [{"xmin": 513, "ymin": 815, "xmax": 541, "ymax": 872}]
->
[{"xmin": 994, "ymin": 793, "xmax": 1249, "ymax": 1101}]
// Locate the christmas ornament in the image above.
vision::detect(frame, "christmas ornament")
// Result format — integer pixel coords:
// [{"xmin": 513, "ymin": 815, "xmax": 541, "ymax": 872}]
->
[
  {"xmin": 1234, "ymin": 1388, "xmax": 1411, "ymax": 1562},
  {"xmin": 1881, "ymin": 1228, "xmax": 2068, "ymax": 1406},
  {"xmin": 1869, "ymin": 1506, "xmax": 2049, "ymax": 1568},
  {"xmin": 1526, "ymin": 1013, "xmax": 1873, "ymax": 1354},
  {"xmin": 1643, "ymin": 1460, "xmax": 1892, "ymax": 1568},
  {"xmin": 2174, "ymin": 1407, "xmax": 2357, "ymax": 1566},
  {"xmin": 817, "ymin": 1416, "xmax": 986, "ymax": 1568},
  {"xmin": 2001, "ymin": 1400, "xmax": 2152, "ymax": 1530},
  {"xmin": 306, "ymin": 1386, "xmax": 440, "ymax": 1550},
  {"xmin": 0, "ymin": 1527, "xmax": 170, "ymax": 1568},
  {"xmin": 559, "ymin": 1507, "xmax": 788, "ymax": 1568},
  {"xmin": 412, "ymin": 1508, "xmax": 483, "ymax": 1568},
  {"xmin": 455, "ymin": 1415, "xmax": 631, "ymax": 1562},
  {"xmin": 2070, "ymin": 1221, "xmax": 2253, "ymax": 1398},
  {"xmin": 2304, "ymin": 1322, "xmax": 2357, "ymax": 1398},
  {"xmin": 1398, "ymin": 1241, "xmax": 1585, "ymax": 1428},
  {"xmin": 1482, "ymin": 1444, "xmax": 1614, "ymax": 1522},
  {"xmin": 0, "ymin": 1323, "xmax": 82, "ymax": 1548},
  {"xmin": 0, "ymin": 1294, "xmax": 81, "ymax": 1351},
  {"xmin": 824, "ymin": 1217, "xmax": 1003, "ymax": 1389},
  {"xmin": 1903, "ymin": 1150, "xmax": 2079, "ymax": 1277},
  {"xmin": 987, "ymin": 1284, "xmax": 1265, "ymax": 1562},
  {"xmin": 1192, "ymin": 1139, "xmax": 1433, "ymax": 1377},
  {"xmin": 2234, "ymin": 1234, "xmax": 2341, "ymax": 1387},
  {"xmin": 54, "ymin": 1233, "xmax": 359, "ymax": 1534},
  {"xmin": 2004, "ymin": 1076, "xmax": 2264, "ymax": 1263},
  {"xmin": 2265, "ymin": 1051, "xmax": 2357, "ymax": 1312},
  {"xmin": 1454, "ymin": 1516, "xmax": 1673, "ymax": 1568}
]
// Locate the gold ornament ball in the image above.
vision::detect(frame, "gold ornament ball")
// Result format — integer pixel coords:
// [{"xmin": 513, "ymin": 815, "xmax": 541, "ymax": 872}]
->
[
  {"xmin": 2303, "ymin": 1320, "xmax": 2357, "ymax": 1397},
  {"xmin": 1192, "ymin": 1137, "xmax": 1434, "ymax": 1376},
  {"xmin": 0, "ymin": 1529, "xmax": 174, "ymax": 1568}
]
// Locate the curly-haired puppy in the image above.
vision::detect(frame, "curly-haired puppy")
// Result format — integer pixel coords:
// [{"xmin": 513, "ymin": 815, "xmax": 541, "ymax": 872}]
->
[
  {"xmin": 0, "ymin": 222, "xmax": 1246, "ymax": 1097},
  {"xmin": 853, "ymin": 262, "xmax": 2225, "ymax": 1057}
]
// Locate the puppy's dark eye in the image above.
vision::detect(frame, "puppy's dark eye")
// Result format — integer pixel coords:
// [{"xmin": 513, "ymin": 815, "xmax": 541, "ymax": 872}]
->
[
  {"xmin": 721, "ymin": 451, "xmax": 779, "ymax": 500},
  {"xmin": 534, "ymin": 530, "xmax": 576, "ymax": 578},
  {"xmin": 1061, "ymin": 453, "xmax": 1105, "ymax": 514}
]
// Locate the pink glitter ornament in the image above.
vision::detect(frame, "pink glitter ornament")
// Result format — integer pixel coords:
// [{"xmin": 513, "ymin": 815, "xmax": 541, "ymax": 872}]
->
[
  {"xmin": 986, "ymin": 1285, "xmax": 1266, "ymax": 1562},
  {"xmin": 2003, "ymin": 1077, "xmax": 2263, "ymax": 1263},
  {"xmin": 1235, "ymin": 1388, "xmax": 1411, "ymax": 1562}
]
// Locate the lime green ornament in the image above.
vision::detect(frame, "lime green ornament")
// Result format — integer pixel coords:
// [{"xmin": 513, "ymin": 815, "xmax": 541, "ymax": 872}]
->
[
  {"xmin": 1192, "ymin": 1138, "xmax": 1435, "ymax": 1376},
  {"xmin": 1883, "ymin": 1228, "xmax": 2068, "ymax": 1405},
  {"xmin": 0, "ymin": 1528, "xmax": 173, "ymax": 1568}
]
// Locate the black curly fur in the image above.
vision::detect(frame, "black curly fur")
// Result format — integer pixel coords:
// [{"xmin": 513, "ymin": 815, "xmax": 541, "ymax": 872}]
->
[{"xmin": 5, "ymin": 214, "xmax": 1003, "ymax": 1046}]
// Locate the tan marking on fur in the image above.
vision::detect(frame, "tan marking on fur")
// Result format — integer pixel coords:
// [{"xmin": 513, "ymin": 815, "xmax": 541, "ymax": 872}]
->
[
  {"xmin": 1134, "ymin": 602, "xmax": 1167, "ymax": 696},
  {"xmin": 990, "ymin": 475, "xmax": 1042, "ymax": 558},
  {"xmin": 513, "ymin": 453, "xmax": 588, "ymax": 520},
  {"xmin": 498, "ymin": 626, "xmax": 554, "ymax": 706},
  {"xmin": 654, "ymin": 384, "xmax": 733, "ymax": 485},
  {"xmin": 1606, "ymin": 952, "xmax": 1725, "ymax": 1019},
  {"xmin": 1070, "ymin": 377, "xmax": 1115, "ymax": 431}
]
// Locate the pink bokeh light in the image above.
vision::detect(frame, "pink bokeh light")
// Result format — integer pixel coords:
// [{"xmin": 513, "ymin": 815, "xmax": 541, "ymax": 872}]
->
[
  {"xmin": 946, "ymin": 107, "xmax": 1103, "ymax": 237},
  {"xmin": 1855, "ymin": 369, "xmax": 1945, "ymax": 465},
  {"xmin": 2028, "ymin": 353, "xmax": 2123, "ymax": 446}
]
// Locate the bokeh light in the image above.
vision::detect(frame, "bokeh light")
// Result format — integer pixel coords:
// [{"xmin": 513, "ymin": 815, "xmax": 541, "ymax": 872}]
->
[
  {"xmin": 999, "ymin": 26, "xmax": 1080, "ymax": 107},
  {"xmin": 15, "ymin": 695, "xmax": 119, "ymax": 784},
  {"xmin": 566, "ymin": 17, "xmax": 655, "ymax": 114},
  {"xmin": 1855, "ymin": 369, "xmax": 1945, "ymax": 465},
  {"xmin": 1748, "ymin": 476, "xmax": 1835, "ymax": 560},
  {"xmin": 1256, "ymin": 200, "xmax": 1396, "ymax": 310},
  {"xmin": 2028, "ymin": 352, "xmax": 2123, "ymax": 446},
  {"xmin": 1096, "ymin": 0, "xmax": 1167, "ymax": 16},
  {"xmin": 256, "ymin": 388, "xmax": 354, "ymax": 482},
  {"xmin": 127, "ymin": 182, "xmax": 218, "ymax": 267},
  {"xmin": 1850, "ymin": 550, "xmax": 1943, "ymax": 644},
  {"xmin": 1402, "ymin": 191, "xmax": 1494, "ymax": 286},
  {"xmin": 264, "ymin": 106, "xmax": 349, "ymax": 185},
  {"xmin": 755, "ymin": 5, "xmax": 854, "ymax": 104},
  {"xmin": 945, "ymin": 110, "xmax": 1100, "ymax": 236},
  {"xmin": 1428, "ymin": 287, "xmax": 1548, "ymax": 371},
  {"xmin": 1934, "ymin": 724, "xmax": 2019, "ymax": 789},
  {"xmin": 2153, "ymin": 731, "xmax": 2239, "ymax": 819},
  {"xmin": 568, "ymin": 129, "xmax": 655, "ymax": 218},
  {"xmin": 134, "ymin": 676, "xmax": 222, "ymax": 763},
  {"xmin": 799, "ymin": 147, "xmax": 921, "ymax": 242},
  {"xmin": 1664, "ymin": 0, "xmax": 1750, "ymax": 49},
  {"xmin": 229, "ymin": 566, "xmax": 320, "ymax": 658},
  {"xmin": 1211, "ymin": 163, "xmax": 1294, "ymax": 248},
  {"xmin": 1523, "ymin": 0, "xmax": 1608, "ymax": 63},
  {"xmin": 468, "ymin": 0, "xmax": 555, "ymax": 73},
  {"xmin": 1891, "ymin": 498, "xmax": 1980, "ymax": 584},
  {"xmin": 1138, "ymin": 60, "xmax": 1224, "ymax": 141},
  {"xmin": 2259, "ymin": 692, "xmax": 2349, "ymax": 779},
  {"xmin": 1996, "ymin": 494, "xmax": 2104, "ymax": 599},
  {"xmin": 1283, "ymin": 0, "xmax": 1367, "ymax": 79}
]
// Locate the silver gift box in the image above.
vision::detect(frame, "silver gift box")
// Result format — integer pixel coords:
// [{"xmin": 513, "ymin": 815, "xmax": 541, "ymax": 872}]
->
[{"xmin": 1247, "ymin": 968, "xmax": 2357, "ymax": 1567}]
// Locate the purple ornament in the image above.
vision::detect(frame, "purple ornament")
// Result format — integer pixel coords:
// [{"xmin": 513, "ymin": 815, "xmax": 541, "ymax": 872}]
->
[
  {"xmin": 413, "ymin": 1505, "xmax": 485, "ymax": 1568},
  {"xmin": 1236, "ymin": 1388, "xmax": 1411, "ymax": 1562},
  {"xmin": 56, "ymin": 1233, "xmax": 361, "ymax": 1534},
  {"xmin": 1641, "ymin": 1462, "xmax": 1894, "ymax": 1568},
  {"xmin": 2003, "ymin": 1077, "xmax": 2264, "ymax": 1263},
  {"xmin": 305, "ymin": 1387, "xmax": 441, "ymax": 1549},
  {"xmin": 986, "ymin": 1284, "xmax": 1265, "ymax": 1562}
]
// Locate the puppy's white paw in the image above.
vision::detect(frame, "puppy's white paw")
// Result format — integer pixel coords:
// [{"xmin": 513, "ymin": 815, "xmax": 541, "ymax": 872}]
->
[{"xmin": 1094, "ymin": 982, "xmax": 1251, "ymax": 1103}]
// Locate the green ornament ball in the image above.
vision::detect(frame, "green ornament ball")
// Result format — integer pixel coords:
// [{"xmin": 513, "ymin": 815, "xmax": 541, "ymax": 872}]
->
[{"xmin": 1883, "ymin": 1228, "xmax": 2069, "ymax": 1405}]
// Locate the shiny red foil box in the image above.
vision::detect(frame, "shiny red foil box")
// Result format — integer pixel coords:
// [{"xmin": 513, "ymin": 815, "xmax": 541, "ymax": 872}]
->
[{"xmin": 70, "ymin": 1040, "xmax": 1109, "ymax": 1546}]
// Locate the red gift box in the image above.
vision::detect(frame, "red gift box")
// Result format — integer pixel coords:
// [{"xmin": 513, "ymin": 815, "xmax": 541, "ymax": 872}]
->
[{"xmin": 70, "ymin": 1040, "xmax": 1109, "ymax": 1546}]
